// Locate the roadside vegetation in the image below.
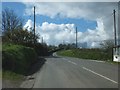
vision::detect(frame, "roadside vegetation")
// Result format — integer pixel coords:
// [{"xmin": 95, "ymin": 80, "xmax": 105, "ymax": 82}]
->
[
  {"xmin": 2, "ymin": 8, "xmax": 49, "ymax": 87},
  {"xmin": 57, "ymin": 48, "xmax": 112, "ymax": 61},
  {"xmin": 2, "ymin": 70, "xmax": 24, "ymax": 80},
  {"xmin": 57, "ymin": 49, "xmax": 120, "ymax": 65},
  {"xmin": 2, "ymin": 43, "xmax": 37, "ymax": 75},
  {"xmin": 56, "ymin": 39, "xmax": 117, "ymax": 62}
]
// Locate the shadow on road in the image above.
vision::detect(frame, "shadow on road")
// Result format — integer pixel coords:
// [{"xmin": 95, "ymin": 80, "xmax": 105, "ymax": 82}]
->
[{"xmin": 25, "ymin": 57, "xmax": 46, "ymax": 76}]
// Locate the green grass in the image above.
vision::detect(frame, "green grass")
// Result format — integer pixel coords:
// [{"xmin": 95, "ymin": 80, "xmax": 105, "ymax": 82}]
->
[
  {"xmin": 0, "ymin": 70, "xmax": 2, "ymax": 79},
  {"xmin": 2, "ymin": 43, "xmax": 37, "ymax": 74},
  {"xmin": 3, "ymin": 70, "xmax": 24, "ymax": 80},
  {"xmin": 0, "ymin": 37, "xmax": 2, "ymax": 51},
  {"xmin": 106, "ymin": 60, "xmax": 120, "ymax": 64},
  {"xmin": 58, "ymin": 50, "xmax": 74, "ymax": 57},
  {"xmin": 0, "ymin": 43, "xmax": 2, "ymax": 51},
  {"xmin": 57, "ymin": 49, "xmax": 112, "ymax": 61}
]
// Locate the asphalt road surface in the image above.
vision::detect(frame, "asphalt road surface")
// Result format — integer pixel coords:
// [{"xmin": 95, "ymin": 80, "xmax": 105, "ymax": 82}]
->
[{"xmin": 21, "ymin": 53, "xmax": 118, "ymax": 88}]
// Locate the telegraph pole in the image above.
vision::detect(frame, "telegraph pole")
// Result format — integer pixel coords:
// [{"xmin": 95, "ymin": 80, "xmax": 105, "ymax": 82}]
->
[
  {"xmin": 34, "ymin": 6, "xmax": 35, "ymax": 45},
  {"xmin": 42, "ymin": 37, "xmax": 43, "ymax": 44},
  {"xmin": 113, "ymin": 9, "xmax": 117, "ymax": 52},
  {"xmin": 76, "ymin": 27, "xmax": 78, "ymax": 48}
]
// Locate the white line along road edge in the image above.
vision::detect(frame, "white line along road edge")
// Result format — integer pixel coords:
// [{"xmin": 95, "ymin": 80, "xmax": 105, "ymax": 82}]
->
[{"xmin": 82, "ymin": 67, "xmax": 118, "ymax": 84}]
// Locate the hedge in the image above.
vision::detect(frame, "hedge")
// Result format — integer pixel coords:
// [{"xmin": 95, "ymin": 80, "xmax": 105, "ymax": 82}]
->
[{"xmin": 2, "ymin": 43, "xmax": 37, "ymax": 74}]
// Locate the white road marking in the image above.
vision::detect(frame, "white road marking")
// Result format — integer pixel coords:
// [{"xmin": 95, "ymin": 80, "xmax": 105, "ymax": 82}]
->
[
  {"xmin": 68, "ymin": 61, "xmax": 71, "ymax": 62},
  {"xmin": 82, "ymin": 67, "xmax": 118, "ymax": 84},
  {"xmin": 68, "ymin": 61, "xmax": 77, "ymax": 65},
  {"xmin": 62, "ymin": 58, "xmax": 67, "ymax": 61},
  {"xmin": 89, "ymin": 60, "xmax": 105, "ymax": 63},
  {"xmin": 45, "ymin": 62, "xmax": 48, "ymax": 64}
]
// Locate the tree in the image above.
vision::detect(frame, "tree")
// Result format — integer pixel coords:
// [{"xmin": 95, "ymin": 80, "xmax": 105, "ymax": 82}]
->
[
  {"xmin": 58, "ymin": 43, "xmax": 76, "ymax": 50},
  {"xmin": 2, "ymin": 29, "xmax": 39, "ymax": 45},
  {"xmin": 2, "ymin": 8, "xmax": 40, "ymax": 45},
  {"xmin": 2, "ymin": 8, "xmax": 49, "ymax": 56},
  {"xmin": 2, "ymin": 8, "xmax": 23, "ymax": 32},
  {"xmin": 100, "ymin": 40, "xmax": 114, "ymax": 50},
  {"xmin": 100, "ymin": 40, "xmax": 114, "ymax": 60}
]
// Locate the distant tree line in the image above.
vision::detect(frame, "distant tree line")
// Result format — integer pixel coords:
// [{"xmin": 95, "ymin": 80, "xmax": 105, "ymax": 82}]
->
[{"xmin": 58, "ymin": 43, "xmax": 76, "ymax": 50}]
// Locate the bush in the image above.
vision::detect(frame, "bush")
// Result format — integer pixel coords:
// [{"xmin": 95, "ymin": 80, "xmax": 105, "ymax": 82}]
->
[
  {"xmin": 57, "ymin": 48, "xmax": 112, "ymax": 61},
  {"xmin": 22, "ymin": 42, "xmax": 49, "ymax": 56},
  {"xmin": 35, "ymin": 43, "xmax": 49, "ymax": 56},
  {"xmin": 2, "ymin": 43, "xmax": 37, "ymax": 74}
]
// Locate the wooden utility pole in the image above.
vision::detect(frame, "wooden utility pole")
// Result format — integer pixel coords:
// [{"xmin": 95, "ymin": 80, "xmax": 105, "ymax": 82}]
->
[
  {"xmin": 76, "ymin": 27, "xmax": 78, "ymax": 48},
  {"xmin": 42, "ymin": 37, "xmax": 43, "ymax": 44},
  {"xmin": 113, "ymin": 9, "xmax": 117, "ymax": 52},
  {"xmin": 34, "ymin": 6, "xmax": 35, "ymax": 45}
]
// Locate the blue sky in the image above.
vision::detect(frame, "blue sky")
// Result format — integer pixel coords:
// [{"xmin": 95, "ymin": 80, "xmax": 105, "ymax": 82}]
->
[
  {"xmin": 2, "ymin": 2, "xmax": 118, "ymax": 47},
  {"xmin": 2, "ymin": 2, "xmax": 97, "ymax": 32}
]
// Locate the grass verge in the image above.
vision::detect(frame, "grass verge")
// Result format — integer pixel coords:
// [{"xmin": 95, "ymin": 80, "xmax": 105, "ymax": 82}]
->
[
  {"xmin": 2, "ymin": 70, "xmax": 24, "ymax": 81},
  {"xmin": 2, "ymin": 70, "xmax": 25, "ymax": 88},
  {"xmin": 2, "ymin": 43, "xmax": 37, "ymax": 75},
  {"xmin": 57, "ymin": 49, "xmax": 112, "ymax": 61},
  {"xmin": 0, "ymin": 70, "xmax": 2, "ymax": 79},
  {"xmin": 2, "ymin": 43, "xmax": 38, "ymax": 88},
  {"xmin": 57, "ymin": 49, "xmax": 120, "ymax": 64}
]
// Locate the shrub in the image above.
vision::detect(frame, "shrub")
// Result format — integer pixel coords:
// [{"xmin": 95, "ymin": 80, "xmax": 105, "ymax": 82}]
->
[{"xmin": 2, "ymin": 43, "xmax": 37, "ymax": 74}]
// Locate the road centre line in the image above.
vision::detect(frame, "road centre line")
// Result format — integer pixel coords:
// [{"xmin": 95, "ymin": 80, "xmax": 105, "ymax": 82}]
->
[
  {"xmin": 68, "ymin": 61, "xmax": 77, "ymax": 65},
  {"xmin": 82, "ymin": 67, "xmax": 118, "ymax": 84},
  {"xmin": 62, "ymin": 58, "xmax": 118, "ymax": 84}
]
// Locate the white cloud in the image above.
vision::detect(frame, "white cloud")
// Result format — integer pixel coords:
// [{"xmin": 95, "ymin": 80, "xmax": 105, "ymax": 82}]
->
[
  {"xmin": 24, "ymin": 18, "xmax": 109, "ymax": 48},
  {"xmin": 23, "ymin": 2, "xmax": 119, "ymax": 47},
  {"xmin": 35, "ymin": 22, "xmax": 76, "ymax": 45},
  {"xmin": 23, "ymin": 2, "xmax": 118, "ymax": 20},
  {"xmin": 81, "ymin": 19, "xmax": 109, "ymax": 48},
  {"xmin": 2, "ymin": 0, "xmax": 119, "ymax": 2},
  {"xmin": 23, "ymin": 19, "xmax": 33, "ymax": 31}
]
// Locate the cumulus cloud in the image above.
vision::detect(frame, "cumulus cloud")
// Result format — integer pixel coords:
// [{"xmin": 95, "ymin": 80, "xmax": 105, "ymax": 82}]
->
[
  {"xmin": 24, "ymin": 18, "xmax": 109, "ymax": 48},
  {"xmin": 36, "ymin": 22, "xmax": 76, "ymax": 45},
  {"xmin": 23, "ymin": 2, "xmax": 119, "ymax": 47},
  {"xmin": 80, "ymin": 19, "xmax": 109, "ymax": 48},
  {"xmin": 23, "ymin": 19, "xmax": 33, "ymax": 31},
  {"xmin": 23, "ymin": 2, "xmax": 118, "ymax": 35}
]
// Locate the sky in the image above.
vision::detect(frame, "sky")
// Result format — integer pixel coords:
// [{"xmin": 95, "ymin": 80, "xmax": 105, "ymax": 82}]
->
[{"xmin": 1, "ymin": 1, "xmax": 119, "ymax": 48}]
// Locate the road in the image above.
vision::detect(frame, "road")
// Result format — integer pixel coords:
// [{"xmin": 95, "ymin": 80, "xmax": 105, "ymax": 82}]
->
[{"xmin": 21, "ymin": 54, "xmax": 118, "ymax": 88}]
